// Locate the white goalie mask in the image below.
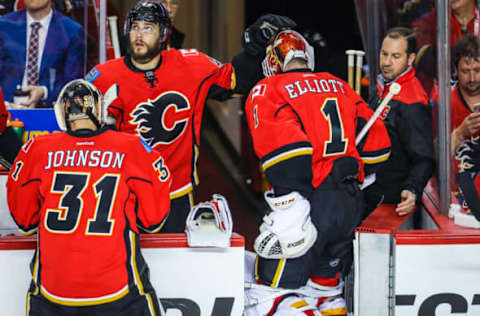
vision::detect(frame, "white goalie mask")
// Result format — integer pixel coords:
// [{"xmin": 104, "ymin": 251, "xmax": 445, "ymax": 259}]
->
[
  {"xmin": 262, "ymin": 30, "xmax": 315, "ymax": 77},
  {"xmin": 54, "ymin": 79, "xmax": 107, "ymax": 131}
]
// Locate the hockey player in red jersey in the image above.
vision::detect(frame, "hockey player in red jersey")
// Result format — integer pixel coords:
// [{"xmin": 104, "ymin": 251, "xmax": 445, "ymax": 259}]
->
[
  {"xmin": 243, "ymin": 30, "xmax": 391, "ymax": 315},
  {"xmin": 86, "ymin": 0, "xmax": 296, "ymax": 233},
  {"xmin": 7, "ymin": 79, "xmax": 171, "ymax": 316}
]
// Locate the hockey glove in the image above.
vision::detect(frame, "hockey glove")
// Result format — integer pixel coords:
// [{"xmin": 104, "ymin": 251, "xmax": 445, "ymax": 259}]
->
[
  {"xmin": 254, "ymin": 190, "xmax": 317, "ymax": 259},
  {"xmin": 242, "ymin": 14, "xmax": 297, "ymax": 57},
  {"xmin": 185, "ymin": 194, "xmax": 233, "ymax": 247}
]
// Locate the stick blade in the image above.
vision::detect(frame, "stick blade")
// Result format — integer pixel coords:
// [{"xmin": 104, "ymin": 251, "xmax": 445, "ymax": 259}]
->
[{"xmin": 103, "ymin": 84, "xmax": 119, "ymax": 107}]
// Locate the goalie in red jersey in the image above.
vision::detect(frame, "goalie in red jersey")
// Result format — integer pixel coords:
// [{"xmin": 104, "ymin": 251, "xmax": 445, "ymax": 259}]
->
[
  {"xmin": 243, "ymin": 30, "xmax": 391, "ymax": 315},
  {"xmin": 86, "ymin": 0, "xmax": 297, "ymax": 233},
  {"xmin": 7, "ymin": 79, "xmax": 171, "ymax": 316}
]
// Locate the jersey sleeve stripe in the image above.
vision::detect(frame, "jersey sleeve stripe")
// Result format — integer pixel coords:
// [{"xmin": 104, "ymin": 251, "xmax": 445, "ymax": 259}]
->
[
  {"xmin": 39, "ymin": 284, "xmax": 129, "ymax": 306},
  {"xmin": 169, "ymin": 183, "xmax": 193, "ymax": 199},
  {"xmin": 9, "ymin": 212, "xmax": 38, "ymax": 235},
  {"xmin": 360, "ymin": 150, "xmax": 391, "ymax": 164},
  {"xmin": 18, "ymin": 227, "xmax": 38, "ymax": 235},
  {"xmin": 139, "ymin": 215, "xmax": 168, "ymax": 233},
  {"xmin": 261, "ymin": 142, "xmax": 313, "ymax": 171}
]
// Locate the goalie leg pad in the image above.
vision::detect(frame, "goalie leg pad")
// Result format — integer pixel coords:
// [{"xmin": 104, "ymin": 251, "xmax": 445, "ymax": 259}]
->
[
  {"xmin": 254, "ymin": 191, "xmax": 317, "ymax": 259},
  {"xmin": 301, "ymin": 276, "xmax": 346, "ymax": 315},
  {"xmin": 317, "ymin": 296, "xmax": 347, "ymax": 316},
  {"xmin": 244, "ymin": 283, "xmax": 321, "ymax": 316}
]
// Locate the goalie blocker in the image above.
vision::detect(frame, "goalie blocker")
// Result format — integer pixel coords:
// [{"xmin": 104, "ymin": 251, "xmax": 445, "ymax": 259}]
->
[
  {"xmin": 254, "ymin": 157, "xmax": 364, "ymax": 291},
  {"xmin": 254, "ymin": 190, "xmax": 317, "ymax": 259}
]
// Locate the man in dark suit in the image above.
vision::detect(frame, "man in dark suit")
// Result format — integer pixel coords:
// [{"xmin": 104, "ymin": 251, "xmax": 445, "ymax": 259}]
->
[{"xmin": 0, "ymin": 0, "xmax": 85, "ymax": 108}]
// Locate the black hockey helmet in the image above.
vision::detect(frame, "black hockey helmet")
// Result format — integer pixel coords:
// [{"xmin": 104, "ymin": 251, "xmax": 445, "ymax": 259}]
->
[
  {"xmin": 54, "ymin": 79, "xmax": 106, "ymax": 131},
  {"xmin": 125, "ymin": 0, "xmax": 171, "ymax": 41}
]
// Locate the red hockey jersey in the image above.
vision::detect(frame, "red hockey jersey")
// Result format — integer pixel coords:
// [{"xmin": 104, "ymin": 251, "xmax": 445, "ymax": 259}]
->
[
  {"xmin": 245, "ymin": 70, "xmax": 391, "ymax": 190},
  {"xmin": 7, "ymin": 129, "xmax": 171, "ymax": 305},
  {"xmin": 86, "ymin": 49, "xmax": 234, "ymax": 199}
]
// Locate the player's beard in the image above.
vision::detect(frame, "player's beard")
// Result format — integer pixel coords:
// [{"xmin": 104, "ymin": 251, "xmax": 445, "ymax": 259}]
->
[{"xmin": 129, "ymin": 38, "xmax": 163, "ymax": 65}]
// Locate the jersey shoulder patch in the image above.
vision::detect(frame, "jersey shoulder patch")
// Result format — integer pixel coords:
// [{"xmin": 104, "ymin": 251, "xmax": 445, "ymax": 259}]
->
[
  {"xmin": 207, "ymin": 55, "xmax": 223, "ymax": 67},
  {"xmin": 250, "ymin": 83, "xmax": 267, "ymax": 102},
  {"xmin": 21, "ymin": 137, "xmax": 35, "ymax": 154},
  {"xmin": 85, "ymin": 66, "xmax": 101, "ymax": 83}
]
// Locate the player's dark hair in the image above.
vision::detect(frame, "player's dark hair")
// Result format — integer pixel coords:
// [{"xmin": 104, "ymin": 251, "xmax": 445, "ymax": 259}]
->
[
  {"xmin": 385, "ymin": 27, "xmax": 417, "ymax": 56},
  {"xmin": 452, "ymin": 34, "xmax": 480, "ymax": 69}
]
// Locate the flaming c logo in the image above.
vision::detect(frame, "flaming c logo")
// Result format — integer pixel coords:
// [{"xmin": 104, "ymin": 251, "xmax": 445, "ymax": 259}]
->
[{"xmin": 130, "ymin": 92, "xmax": 191, "ymax": 148}]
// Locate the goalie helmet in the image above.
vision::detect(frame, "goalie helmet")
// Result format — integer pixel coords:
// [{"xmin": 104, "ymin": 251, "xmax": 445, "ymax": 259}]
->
[
  {"xmin": 125, "ymin": 0, "xmax": 171, "ymax": 43},
  {"xmin": 262, "ymin": 30, "xmax": 315, "ymax": 77},
  {"xmin": 54, "ymin": 79, "xmax": 106, "ymax": 131}
]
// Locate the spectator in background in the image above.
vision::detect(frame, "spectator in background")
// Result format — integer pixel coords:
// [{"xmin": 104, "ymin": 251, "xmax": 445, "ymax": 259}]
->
[
  {"xmin": 364, "ymin": 27, "xmax": 435, "ymax": 218},
  {"xmin": 443, "ymin": 34, "xmax": 480, "ymax": 223},
  {"xmin": 0, "ymin": 88, "xmax": 21, "ymax": 164},
  {"xmin": 87, "ymin": 0, "xmax": 295, "ymax": 232},
  {"xmin": 159, "ymin": 0, "xmax": 184, "ymax": 49},
  {"xmin": 413, "ymin": 0, "xmax": 479, "ymax": 49},
  {"xmin": 7, "ymin": 79, "xmax": 171, "ymax": 315},
  {"xmin": 0, "ymin": 0, "xmax": 85, "ymax": 108},
  {"xmin": 449, "ymin": 34, "xmax": 480, "ymax": 151},
  {"xmin": 412, "ymin": 0, "xmax": 479, "ymax": 94}
]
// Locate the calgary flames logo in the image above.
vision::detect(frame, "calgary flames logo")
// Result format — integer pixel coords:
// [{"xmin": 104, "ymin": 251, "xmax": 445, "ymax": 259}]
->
[
  {"xmin": 455, "ymin": 137, "xmax": 480, "ymax": 173},
  {"xmin": 130, "ymin": 92, "xmax": 191, "ymax": 148}
]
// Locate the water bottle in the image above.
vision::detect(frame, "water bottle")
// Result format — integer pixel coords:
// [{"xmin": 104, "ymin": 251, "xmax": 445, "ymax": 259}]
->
[{"xmin": 11, "ymin": 118, "xmax": 24, "ymax": 143}]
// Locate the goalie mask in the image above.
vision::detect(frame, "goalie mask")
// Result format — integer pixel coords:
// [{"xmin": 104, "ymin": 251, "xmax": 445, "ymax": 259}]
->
[
  {"xmin": 54, "ymin": 79, "xmax": 106, "ymax": 131},
  {"xmin": 125, "ymin": 0, "xmax": 171, "ymax": 47},
  {"xmin": 262, "ymin": 30, "xmax": 315, "ymax": 77}
]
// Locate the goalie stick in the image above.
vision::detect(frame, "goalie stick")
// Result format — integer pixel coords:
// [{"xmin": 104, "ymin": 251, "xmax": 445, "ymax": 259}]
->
[
  {"xmin": 103, "ymin": 83, "xmax": 119, "ymax": 107},
  {"xmin": 0, "ymin": 155, "xmax": 12, "ymax": 171},
  {"xmin": 103, "ymin": 83, "xmax": 119, "ymax": 127},
  {"xmin": 356, "ymin": 82, "xmax": 401, "ymax": 145}
]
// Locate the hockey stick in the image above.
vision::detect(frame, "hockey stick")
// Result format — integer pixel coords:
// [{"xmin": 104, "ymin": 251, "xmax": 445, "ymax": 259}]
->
[
  {"xmin": 356, "ymin": 82, "xmax": 401, "ymax": 145},
  {"xmin": 355, "ymin": 50, "xmax": 365, "ymax": 95},
  {"xmin": 107, "ymin": 16, "xmax": 121, "ymax": 59},
  {"xmin": 345, "ymin": 50, "xmax": 356, "ymax": 89},
  {"xmin": 0, "ymin": 155, "xmax": 12, "ymax": 171},
  {"xmin": 103, "ymin": 83, "xmax": 119, "ymax": 127},
  {"xmin": 345, "ymin": 50, "xmax": 365, "ymax": 94},
  {"xmin": 103, "ymin": 83, "xmax": 119, "ymax": 107}
]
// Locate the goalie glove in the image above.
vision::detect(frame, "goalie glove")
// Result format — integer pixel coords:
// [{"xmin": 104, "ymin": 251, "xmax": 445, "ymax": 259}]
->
[
  {"xmin": 185, "ymin": 194, "xmax": 233, "ymax": 248},
  {"xmin": 254, "ymin": 190, "xmax": 317, "ymax": 259},
  {"xmin": 242, "ymin": 14, "xmax": 297, "ymax": 57}
]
